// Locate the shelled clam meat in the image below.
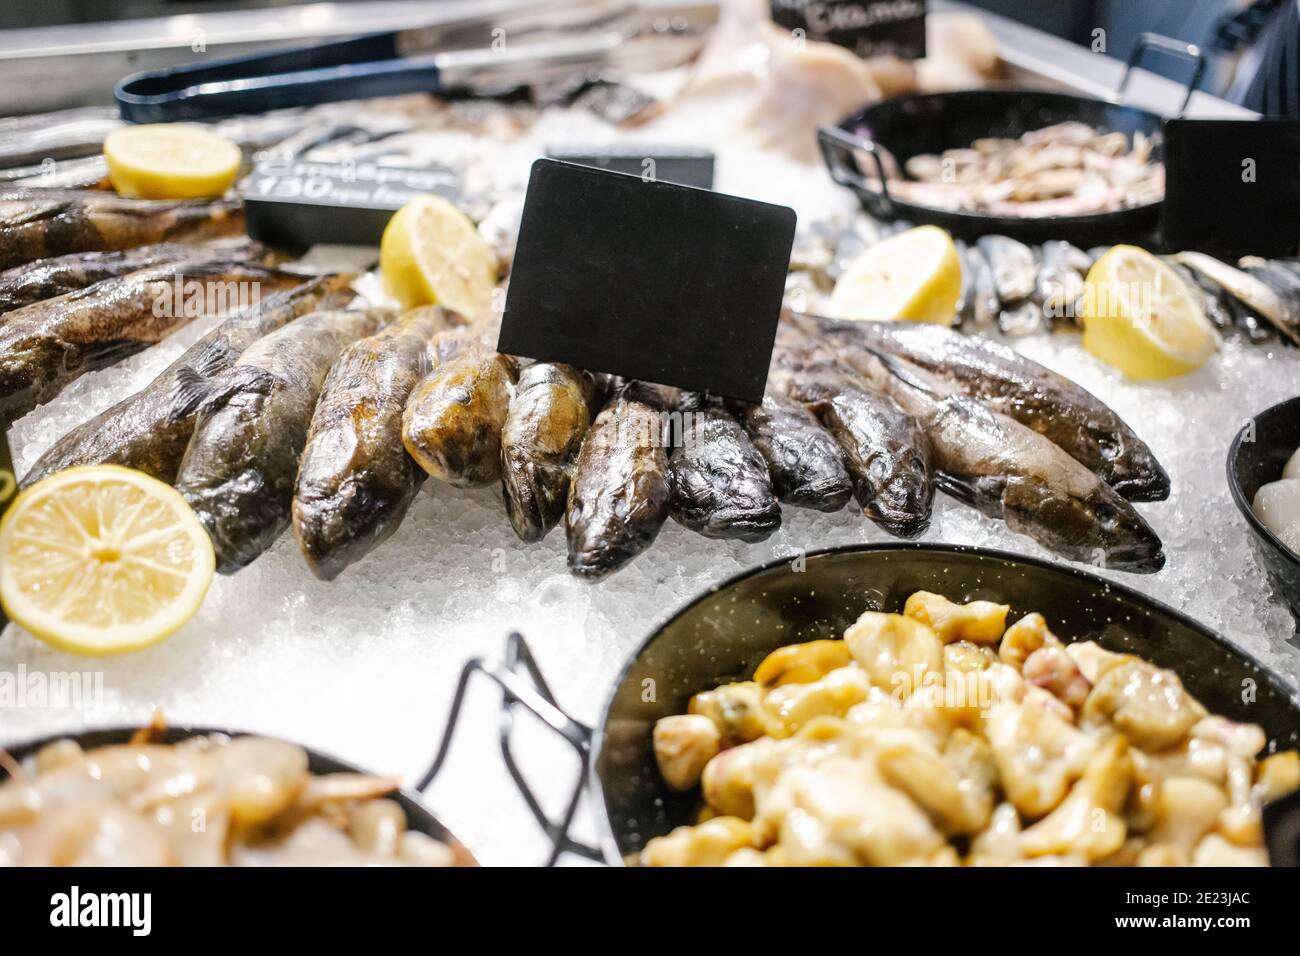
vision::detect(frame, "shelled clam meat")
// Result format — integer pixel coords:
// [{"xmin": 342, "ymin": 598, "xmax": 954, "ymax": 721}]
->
[{"xmin": 643, "ymin": 591, "xmax": 1300, "ymax": 867}]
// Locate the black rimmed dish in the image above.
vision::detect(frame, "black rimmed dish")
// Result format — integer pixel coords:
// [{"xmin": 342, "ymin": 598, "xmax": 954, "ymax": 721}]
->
[
  {"xmin": 446, "ymin": 543, "xmax": 1300, "ymax": 865},
  {"xmin": 1228, "ymin": 394, "xmax": 1300, "ymax": 625},
  {"xmin": 0, "ymin": 724, "xmax": 477, "ymax": 866},
  {"xmin": 816, "ymin": 34, "xmax": 1203, "ymax": 247}
]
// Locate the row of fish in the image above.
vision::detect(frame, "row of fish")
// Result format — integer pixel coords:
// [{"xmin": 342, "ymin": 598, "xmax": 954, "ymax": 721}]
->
[
  {"xmin": 792, "ymin": 217, "xmax": 1300, "ymax": 345},
  {"xmin": 15, "ymin": 278, "xmax": 1170, "ymax": 580},
  {"xmin": 0, "ymin": 180, "xmax": 1171, "ymax": 581}
]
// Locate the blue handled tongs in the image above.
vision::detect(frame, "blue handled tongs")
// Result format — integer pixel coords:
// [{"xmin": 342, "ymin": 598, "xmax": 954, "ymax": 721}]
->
[{"xmin": 115, "ymin": 0, "xmax": 717, "ymax": 122}]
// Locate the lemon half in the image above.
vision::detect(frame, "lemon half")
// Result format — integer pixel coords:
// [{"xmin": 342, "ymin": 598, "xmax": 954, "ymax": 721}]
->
[
  {"xmin": 0, "ymin": 466, "xmax": 215, "ymax": 655},
  {"xmin": 1081, "ymin": 245, "xmax": 1219, "ymax": 380},
  {"xmin": 379, "ymin": 194, "xmax": 497, "ymax": 319},
  {"xmin": 827, "ymin": 225, "xmax": 963, "ymax": 324},
  {"xmin": 105, "ymin": 124, "xmax": 241, "ymax": 199}
]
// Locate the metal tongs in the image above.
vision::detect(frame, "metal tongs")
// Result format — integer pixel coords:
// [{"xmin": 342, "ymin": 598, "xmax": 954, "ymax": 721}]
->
[{"xmin": 115, "ymin": 0, "xmax": 717, "ymax": 122}]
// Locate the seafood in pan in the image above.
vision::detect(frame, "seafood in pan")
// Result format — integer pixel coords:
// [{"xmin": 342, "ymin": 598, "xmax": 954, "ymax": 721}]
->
[
  {"xmin": 0, "ymin": 729, "xmax": 463, "ymax": 866},
  {"xmin": 175, "ymin": 308, "xmax": 387, "ymax": 573},
  {"xmin": 0, "ymin": 260, "xmax": 304, "ymax": 420},
  {"xmin": 401, "ymin": 338, "xmax": 518, "ymax": 487},
  {"xmin": 731, "ymin": 394, "xmax": 853, "ymax": 513},
  {"xmin": 293, "ymin": 307, "xmax": 463, "ymax": 580},
  {"xmin": 644, "ymin": 591, "xmax": 1298, "ymax": 866},
  {"xmin": 566, "ymin": 384, "xmax": 672, "ymax": 579},
  {"xmin": 0, "ymin": 190, "xmax": 243, "ymax": 270},
  {"xmin": 500, "ymin": 361, "xmax": 600, "ymax": 543},
  {"xmin": 669, "ymin": 395, "xmax": 781, "ymax": 542},
  {"xmin": 805, "ymin": 315, "xmax": 1171, "ymax": 501},
  {"xmin": 21, "ymin": 276, "xmax": 353, "ymax": 486},
  {"xmin": 894, "ymin": 121, "xmax": 1163, "ymax": 217}
]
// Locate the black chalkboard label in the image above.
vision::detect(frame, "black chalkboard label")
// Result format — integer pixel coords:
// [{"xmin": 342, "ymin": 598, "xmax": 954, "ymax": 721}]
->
[
  {"xmin": 498, "ymin": 160, "xmax": 796, "ymax": 404},
  {"xmin": 1163, "ymin": 118, "xmax": 1300, "ymax": 258},
  {"xmin": 770, "ymin": 0, "xmax": 927, "ymax": 59},
  {"xmin": 244, "ymin": 159, "xmax": 462, "ymax": 248}
]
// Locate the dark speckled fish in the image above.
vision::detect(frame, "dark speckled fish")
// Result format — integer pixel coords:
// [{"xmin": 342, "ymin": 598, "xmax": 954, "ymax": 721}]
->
[
  {"xmin": 731, "ymin": 394, "xmax": 852, "ymax": 513},
  {"xmin": 771, "ymin": 326, "xmax": 933, "ymax": 538},
  {"xmin": 500, "ymin": 362, "xmax": 599, "ymax": 543},
  {"xmin": 810, "ymin": 323, "xmax": 1166, "ymax": 572},
  {"xmin": 175, "ymin": 308, "xmax": 387, "ymax": 573},
  {"xmin": 566, "ymin": 385, "xmax": 671, "ymax": 578},
  {"xmin": 0, "ymin": 260, "xmax": 304, "ymax": 420},
  {"xmin": 803, "ymin": 315, "xmax": 1171, "ymax": 502},
  {"xmin": 401, "ymin": 340, "xmax": 518, "ymax": 487},
  {"xmin": 0, "ymin": 190, "xmax": 244, "ymax": 270},
  {"xmin": 669, "ymin": 396, "xmax": 781, "ymax": 541},
  {"xmin": 293, "ymin": 307, "xmax": 464, "ymax": 580},
  {"xmin": 0, "ymin": 238, "xmax": 262, "ymax": 315},
  {"xmin": 22, "ymin": 274, "xmax": 354, "ymax": 486}
]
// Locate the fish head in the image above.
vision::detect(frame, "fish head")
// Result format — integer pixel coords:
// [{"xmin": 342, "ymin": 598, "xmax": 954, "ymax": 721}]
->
[{"xmin": 1001, "ymin": 476, "xmax": 1165, "ymax": 573}]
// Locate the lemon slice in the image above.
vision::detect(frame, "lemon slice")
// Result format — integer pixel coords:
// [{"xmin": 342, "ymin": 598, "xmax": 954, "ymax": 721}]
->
[
  {"xmin": 0, "ymin": 466, "xmax": 214, "ymax": 655},
  {"xmin": 827, "ymin": 225, "xmax": 963, "ymax": 324},
  {"xmin": 380, "ymin": 194, "xmax": 497, "ymax": 318},
  {"xmin": 1081, "ymin": 245, "xmax": 1220, "ymax": 380},
  {"xmin": 104, "ymin": 124, "xmax": 241, "ymax": 200}
]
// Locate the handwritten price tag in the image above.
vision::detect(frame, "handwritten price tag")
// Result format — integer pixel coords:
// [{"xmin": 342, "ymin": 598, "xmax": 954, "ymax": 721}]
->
[{"xmin": 770, "ymin": 0, "xmax": 927, "ymax": 59}]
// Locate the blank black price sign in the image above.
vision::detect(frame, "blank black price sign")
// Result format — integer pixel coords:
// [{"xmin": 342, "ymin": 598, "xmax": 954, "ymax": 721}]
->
[
  {"xmin": 498, "ymin": 160, "xmax": 796, "ymax": 404},
  {"xmin": 1163, "ymin": 118, "xmax": 1300, "ymax": 258}
]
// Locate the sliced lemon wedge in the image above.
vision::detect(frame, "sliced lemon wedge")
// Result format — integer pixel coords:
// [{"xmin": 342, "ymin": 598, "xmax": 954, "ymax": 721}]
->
[
  {"xmin": 0, "ymin": 466, "xmax": 215, "ymax": 655},
  {"xmin": 379, "ymin": 194, "xmax": 497, "ymax": 319},
  {"xmin": 104, "ymin": 124, "xmax": 241, "ymax": 199},
  {"xmin": 1081, "ymin": 245, "xmax": 1220, "ymax": 380},
  {"xmin": 827, "ymin": 225, "xmax": 963, "ymax": 324}
]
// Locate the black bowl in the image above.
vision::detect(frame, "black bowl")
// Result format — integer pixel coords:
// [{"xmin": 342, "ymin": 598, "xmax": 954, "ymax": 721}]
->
[
  {"xmin": 819, "ymin": 89, "xmax": 1165, "ymax": 246},
  {"xmin": 1228, "ymin": 395, "xmax": 1300, "ymax": 625},
  {"xmin": 0, "ymin": 725, "xmax": 476, "ymax": 865},
  {"xmin": 589, "ymin": 543, "xmax": 1300, "ymax": 861}
]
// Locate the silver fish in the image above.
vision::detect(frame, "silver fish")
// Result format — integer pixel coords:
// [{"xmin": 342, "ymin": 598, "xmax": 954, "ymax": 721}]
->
[
  {"xmin": 964, "ymin": 243, "xmax": 999, "ymax": 326},
  {"xmin": 828, "ymin": 339, "xmax": 1165, "ymax": 572},
  {"xmin": 806, "ymin": 315, "xmax": 1171, "ymax": 501},
  {"xmin": 977, "ymin": 235, "xmax": 1038, "ymax": 306},
  {"xmin": 1177, "ymin": 251, "xmax": 1300, "ymax": 346},
  {"xmin": 1034, "ymin": 240, "xmax": 1087, "ymax": 326}
]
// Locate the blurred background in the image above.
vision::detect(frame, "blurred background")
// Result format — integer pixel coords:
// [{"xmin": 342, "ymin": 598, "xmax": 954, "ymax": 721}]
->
[{"xmin": 0, "ymin": 0, "xmax": 1293, "ymax": 114}]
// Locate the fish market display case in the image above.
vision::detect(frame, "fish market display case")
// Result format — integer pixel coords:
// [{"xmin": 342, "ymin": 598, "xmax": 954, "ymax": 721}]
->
[{"xmin": 0, "ymin": 0, "xmax": 1296, "ymax": 870}]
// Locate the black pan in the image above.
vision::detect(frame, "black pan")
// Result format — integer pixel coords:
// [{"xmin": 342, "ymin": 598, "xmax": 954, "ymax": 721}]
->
[
  {"xmin": 449, "ymin": 543, "xmax": 1300, "ymax": 865},
  {"xmin": 1228, "ymin": 393, "xmax": 1300, "ymax": 626},
  {"xmin": 817, "ymin": 33, "xmax": 1204, "ymax": 247},
  {"xmin": 0, "ymin": 724, "xmax": 477, "ymax": 865}
]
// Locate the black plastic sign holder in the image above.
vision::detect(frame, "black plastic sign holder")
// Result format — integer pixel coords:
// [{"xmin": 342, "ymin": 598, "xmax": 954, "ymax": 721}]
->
[
  {"xmin": 1163, "ymin": 118, "xmax": 1300, "ymax": 258},
  {"xmin": 498, "ymin": 159, "xmax": 796, "ymax": 404}
]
